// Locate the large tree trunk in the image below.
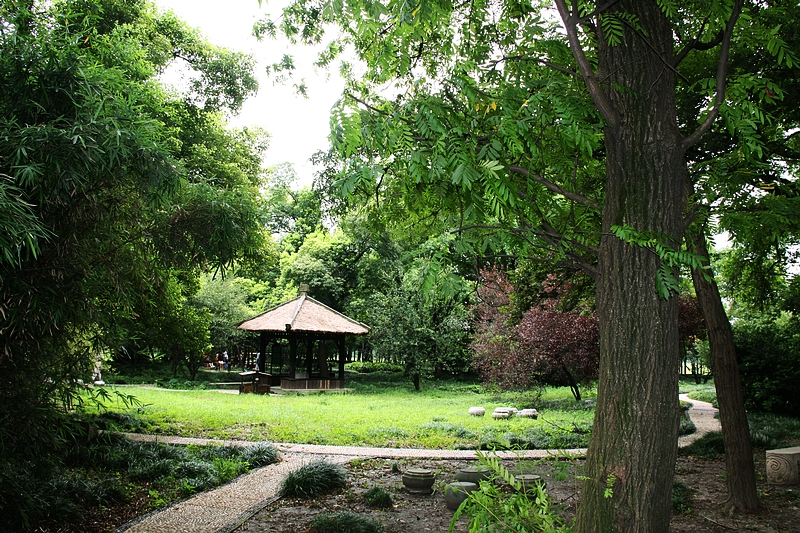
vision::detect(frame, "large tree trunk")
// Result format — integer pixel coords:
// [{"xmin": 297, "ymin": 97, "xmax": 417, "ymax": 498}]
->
[
  {"xmin": 691, "ymin": 230, "xmax": 760, "ymax": 511},
  {"xmin": 573, "ymin": 3, "xmax": 684, "ymax": 531}
]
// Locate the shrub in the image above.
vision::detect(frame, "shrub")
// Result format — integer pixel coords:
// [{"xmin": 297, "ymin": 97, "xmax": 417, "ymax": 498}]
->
[
  {"xmin": 280, "ymin": 460, "xmax": 348, "ymax": 498},
  {"xmin": 687, "ymin": 391, "xmax": 718, "ymax": 408},
  {"xmin": 239, "ymin": 442, "xmax": 281, "ymax": 467},
  {"xmin": 211, "ymin": 457, "xmax": 249, "ymax": 484},
  {"xmin": 346, "ymin": 362, "xmax": 404, "ymax": 374},
  {"xmin": 748, "ymin": 412, "xmax": 800, "ymax": 449},
  {"xmin": 128, "ymin": 458, "xmax": 175, "ymax": 481},
  {"xmin": 363, "ymin": 486, "xmax": 393, "ymax": 508},
  {"xmin": 679, "ymin": 412, "xmax": 696, "ymax": 436},
  {"xmin": 733, "ymin": 314, "xmax": 800, "ymax": 416},
  {"xmin": 93, "ymin": 411, "xmax": 153, "ymax": 433},
  {"xmin": 310, "ymin": 510, "xmax": 384, "ymax": 533}
]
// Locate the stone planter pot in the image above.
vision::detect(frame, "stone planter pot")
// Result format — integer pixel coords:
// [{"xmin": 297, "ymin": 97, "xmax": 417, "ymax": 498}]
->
[
  {"xmin": 455, "ymin": 466, "xmax": 490, "ymax": 484},
  {"xmin": 402, "ymin": 468, "xmax": 435, "ymax": 494},
  {"xmin": 516, "ymin": 474, "xmax": 544, "ymax": 491},
  {"xmin": 468, "ymin": 406, "xmax": 486, "ymax": 417},
  {"xmin": 444, "ymin": 481, "xmax": 477, "ymax": 510}
]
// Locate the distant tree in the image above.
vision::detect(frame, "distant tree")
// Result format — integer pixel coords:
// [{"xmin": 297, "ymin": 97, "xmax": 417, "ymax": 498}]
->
[
  {"xmin": 264, "ymin": 163, "xmax": 324, "ymax": 253},
  {"xmin": 190, "ymin": 274, "xmax": 264, "ymax": 359},
  {"xmin": 677, "ymin": 294, "xmax": 708, "ymax": 382},
  {"xmin": 472, "ymin": 267, "xmax": 598, "ymax": 401},
  {"xmin": 357, "ymin": 286, "xmax": 472, "ymax": 390}
]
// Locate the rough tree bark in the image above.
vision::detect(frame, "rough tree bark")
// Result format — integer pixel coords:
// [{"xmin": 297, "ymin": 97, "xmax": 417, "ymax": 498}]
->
[
  {"xmin": 561, "ymin": 2, "xmax": 685, "ymax": 531},
  {"xmin": 691, "ymin": 230, "xmax": 761, "ymax": 511}
]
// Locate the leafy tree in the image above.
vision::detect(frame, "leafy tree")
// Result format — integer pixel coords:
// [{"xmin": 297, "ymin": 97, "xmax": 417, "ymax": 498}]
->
[
  {"xmin": 680, "ymin": 0, "xmax": 800, "ymax": 511},
  {"xmin": 0, "ymin": 0, "xmax": 267, "ymax": 455},
  {"xmin": 732, "ymin": 311, "xmax": 800, "ymax": 416},
  {"xmin": 354, "ymin": 258, "xmax": 473, "ymax": 390},
  {"xmin": 264, "ymin": 163, "xmax": 325, "ymax": 253},
  {"xmin": 516, "ymin": 303, "xmax": 598, "ymax": 402},
  {"xmin": 190, "ymin": 274, "xmax": 265, "ymax": 358},
  {"xmin": 263, "ymin": 0, "xmax": 784, "ymax": 528},
  {"xmin": 472, "ymin": 268, "xmax": 598, "ymax": 402}
]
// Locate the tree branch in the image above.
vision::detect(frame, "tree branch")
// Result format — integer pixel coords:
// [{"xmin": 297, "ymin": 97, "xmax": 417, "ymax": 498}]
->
[
  {"xmin": 577, "ymin": 0, "xmax": 623, "ymax": 25},
  {"xmin": 554, "ymin": 0, "xmax": 620, "ymax": 128},
  {"xmin": 674, "ymin": 26, "xmax": 724, "ymax": 67},
  {"xmin": 682, "ymin": 0, "xmax": 744, "ymax": 150},
  {"xmin": 487, "ymin": 56, "xmax": 578, "ymax": 78},
  {"xmin": 508, "ymin": 164, "xmax": 599, "ymax": 210}
]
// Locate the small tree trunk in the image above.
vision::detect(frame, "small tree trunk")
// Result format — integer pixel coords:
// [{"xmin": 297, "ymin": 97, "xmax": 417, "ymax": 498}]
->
[
  {"xmin": 690, "ymin": 231, "xmax": 760, "ymax": 512},
  {"xmin": 562, "ymin": 365, "xmax": 582, "ymax": 402}
]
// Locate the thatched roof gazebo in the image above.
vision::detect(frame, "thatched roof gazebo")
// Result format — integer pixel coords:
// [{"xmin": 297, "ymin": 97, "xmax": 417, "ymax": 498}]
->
[{"xmin": 237, "ymin": 284, "xmax": 369, "ymax": 390}]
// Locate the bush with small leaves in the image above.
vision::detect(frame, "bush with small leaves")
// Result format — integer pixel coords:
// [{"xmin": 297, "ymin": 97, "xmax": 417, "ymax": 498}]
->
[
  {"xmin": 280, "ymin": 460, "xmax": 348, "ymax": 498},
  {"xmin": 310, "ymin": 511, "xmax": 384, "ymax": 533},
  {"xmin": 679, "ymin": 413, "xmax": 696, "ymax": 436},
  {"xmin": 363, "ymin": 486, "xmax": 393, "ymax": 508}
]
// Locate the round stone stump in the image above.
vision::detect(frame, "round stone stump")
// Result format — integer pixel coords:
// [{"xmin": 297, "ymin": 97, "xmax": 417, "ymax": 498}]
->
[
  {"xmin": 444, "ymin": 481, "xmax": 477, "ymax": 510},
  {"xmin": 402, "ymin": 468, "xmax": 435, "ymax": 494},
  {"xmin": 468, "ymin": 406, "xmax": 486, "ymax": 417},
  {"xmin": 516, "ymin": 474, "xmax": 545, "ymax": 491},
  {"xmin": 455, "ymin": 466, "xmax": 490, "ymax": 484}
]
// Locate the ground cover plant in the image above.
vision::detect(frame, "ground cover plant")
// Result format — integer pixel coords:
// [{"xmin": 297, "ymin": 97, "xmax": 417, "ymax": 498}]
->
[
  {"xmin": 0, "ymin": 431, "xmax": 279, "ymax": 532},
  {"xmin": 309, "ymin": 511, "xmax": 384, "ymax": 533},
  {"xmin": 92, "ymin": 373, "xmax": 596, "ymax": 450},
  {"xmin": 280, "ymin": 460, "xmax": 349, "ymax": 498}
]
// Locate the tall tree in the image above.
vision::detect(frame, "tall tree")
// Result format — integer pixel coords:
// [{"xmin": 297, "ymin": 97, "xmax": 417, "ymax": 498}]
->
[
  {"xmin": 261, "ymin": 0, "xmax": 786, "ymax": 529},
  {"xmin": 691, "ymin": 232, "xmax": 759, "ymax": 511},
  {"xmin": 0, "ymin": 0, "xmax": 267, "ymax": 454},
  {"xmin": 680, "ymin": 0, "xmax": 800, "ymax": 510}
]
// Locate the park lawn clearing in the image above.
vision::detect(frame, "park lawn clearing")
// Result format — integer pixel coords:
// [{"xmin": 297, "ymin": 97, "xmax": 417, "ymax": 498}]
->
[{"xmin": 92, "ymin": 381, "xmax": 595, "ymax": 449}]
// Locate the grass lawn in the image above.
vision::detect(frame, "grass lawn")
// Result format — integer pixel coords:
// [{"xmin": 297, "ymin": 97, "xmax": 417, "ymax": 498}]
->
[{"xmin": 92, "ymin": 372, "xmax": 596, "ymax": 450}]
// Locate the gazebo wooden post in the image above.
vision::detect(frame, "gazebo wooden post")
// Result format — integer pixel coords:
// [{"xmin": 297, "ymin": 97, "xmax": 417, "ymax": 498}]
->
[
  {"xmin": 258, "ymin": 332, "xmax": 268, "ymax": 371},
  {"xmin": 306, "ymin": 336, "xmax": 314, "ymax": 377},
  {"xmin": 289, "ymin": 336, "xmax": 297, "ymax": 377},
  {"xmin": 337, "ymin": 337, "xmax": 346, "ymax": 379}
]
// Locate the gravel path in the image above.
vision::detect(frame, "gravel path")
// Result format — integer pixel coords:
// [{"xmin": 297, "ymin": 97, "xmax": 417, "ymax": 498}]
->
[
  {"xmin": 678, "ymin": 393, "xmax": 721, "ymax": 447},
  {"xmin": 115, "ymin": 397, "xmax": 718, "ymax": 533}
]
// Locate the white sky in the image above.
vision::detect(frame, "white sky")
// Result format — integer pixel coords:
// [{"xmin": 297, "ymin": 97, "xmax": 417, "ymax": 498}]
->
[{"xmin": 154, "ymin": 0, "xmax": 345, "ymax": 186}]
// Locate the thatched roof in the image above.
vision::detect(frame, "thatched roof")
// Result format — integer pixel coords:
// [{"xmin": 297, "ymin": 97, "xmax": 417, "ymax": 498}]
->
[{"xmin": 238, "ymin": 291, "xmax": 370, "ymax": 335}]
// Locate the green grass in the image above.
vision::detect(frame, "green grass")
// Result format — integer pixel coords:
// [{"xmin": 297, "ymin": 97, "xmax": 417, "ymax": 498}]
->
[
  {"xmin": 678, "ymin": 377, "xmax": 716, "ymax": 396},
  {"xmin": 686, "ymin": 391, "xmax": 718, "ymax": 408},
  {"xmin": 90, "ymin": 376, "xmax": 595, "ymax": 450}
]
